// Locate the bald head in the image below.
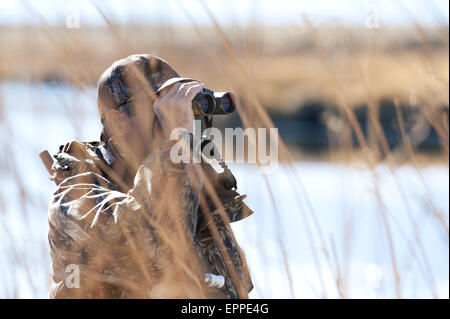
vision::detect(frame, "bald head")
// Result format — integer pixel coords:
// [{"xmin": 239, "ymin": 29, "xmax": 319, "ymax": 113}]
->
[{"xmin": 97, "ymin": 54, "xmax": 180, "ymax": 123}]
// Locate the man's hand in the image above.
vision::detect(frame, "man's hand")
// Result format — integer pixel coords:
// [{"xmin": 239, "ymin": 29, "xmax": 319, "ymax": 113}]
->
[{"xmin": 153, "ymin": 81, "xmax": 205, "ymax": 136}]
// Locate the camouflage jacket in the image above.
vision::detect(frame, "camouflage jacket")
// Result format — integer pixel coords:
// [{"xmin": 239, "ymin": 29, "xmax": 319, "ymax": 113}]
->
[{"xmin": 47, "ymin": 138, "xmax": 253, "ymax": 298}]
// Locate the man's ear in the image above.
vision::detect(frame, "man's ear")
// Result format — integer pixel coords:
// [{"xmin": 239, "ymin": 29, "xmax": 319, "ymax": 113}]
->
[{"xmin": 105, "ymin": 109, "xmax": 130, "ymax": 138}]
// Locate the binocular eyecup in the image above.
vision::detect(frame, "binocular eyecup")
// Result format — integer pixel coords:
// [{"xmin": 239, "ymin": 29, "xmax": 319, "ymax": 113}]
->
[{"xmin": 192, "ymin": 89, "xmax": 236, "ymax": 117}]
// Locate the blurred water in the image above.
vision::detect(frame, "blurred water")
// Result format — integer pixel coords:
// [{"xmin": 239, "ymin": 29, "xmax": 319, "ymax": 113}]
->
[
  {"xmin": 0, "ymin": 81, "xmax": 448, "ymax": 298},
  {"xmin": 1, "ymin": 0, "xmax": 449, "ymax": 27}
]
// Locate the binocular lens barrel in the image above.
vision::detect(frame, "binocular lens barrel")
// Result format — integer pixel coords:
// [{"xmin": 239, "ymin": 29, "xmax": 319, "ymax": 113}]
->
[
  {"xmin": 214, "ymin": 92, "xmax": 235, "ymax": 114},
  {"xmin": 192, "ymin": 89, "xmax": 236, "ymax": 116},
  {"xmin": 221, "ymin": 96, "xmax": 232, "ymax": 113},
  {"xmin": 198, "ymin": 95, "xmax": 215, "ymax": 115},
  {"xmin": 192, "ymin": 89, "xmax": 216, "ymax": 116}
]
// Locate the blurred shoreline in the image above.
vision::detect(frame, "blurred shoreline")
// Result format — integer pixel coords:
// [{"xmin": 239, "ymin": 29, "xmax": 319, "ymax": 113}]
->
[
  {"xmin": 1, "ymin": 25, "xmax": 448, "ymax": 160},
  {"xmin": 1, "ymin": 78, "xmax": 448, "ymax": 164},
  {"xmin": 0, "ymin": 25, "xmax": 448, "ymax": 107}
]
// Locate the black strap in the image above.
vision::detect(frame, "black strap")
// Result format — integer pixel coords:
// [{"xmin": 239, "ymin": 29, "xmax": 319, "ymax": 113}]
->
[{"xmin": 204, "ymin": 115, "xmax": 213, "ymax": 130}]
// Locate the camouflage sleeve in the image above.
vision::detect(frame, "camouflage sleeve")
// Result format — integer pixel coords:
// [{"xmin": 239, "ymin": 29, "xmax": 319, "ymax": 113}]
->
[{"xmin": 48, "ymin": 139, "xmax": 203, "ymax": 298}]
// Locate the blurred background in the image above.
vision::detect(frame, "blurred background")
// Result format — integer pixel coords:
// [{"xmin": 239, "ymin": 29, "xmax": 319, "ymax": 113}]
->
[{"xmin": 0, "ymin": 0, "xmax": 448, "ymax": 298}]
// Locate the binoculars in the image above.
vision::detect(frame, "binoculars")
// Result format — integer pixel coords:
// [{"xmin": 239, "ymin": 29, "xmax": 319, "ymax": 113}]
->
[{"xmin": 192, "ymin": 89, "xmax": 236, "ymax": 117}]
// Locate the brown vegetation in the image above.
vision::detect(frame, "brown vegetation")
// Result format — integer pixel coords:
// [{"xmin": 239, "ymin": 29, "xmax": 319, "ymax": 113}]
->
[{"xmin": 0, "ymin": 5, "xmax": 448, "ymax": 299}]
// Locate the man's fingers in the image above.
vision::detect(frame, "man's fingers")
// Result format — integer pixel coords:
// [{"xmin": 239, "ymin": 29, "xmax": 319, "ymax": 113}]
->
[
  {"xmin": 183, "ymin": 83, "xmax": 205, "ymax": 102},
  {"xmin": 156, "ymin": 81, "xmax": 204, "ymax": 115},
  {"xmin": 159, "ymin": 82, "xmax": 182, "ymax": 99},
  {"xmin": 153, "ymin": 80, "xmax": 203, "ymax": 135},
  {"xmin": 174, "ymin": 81, "xmax": 203, "ymax": 100}
]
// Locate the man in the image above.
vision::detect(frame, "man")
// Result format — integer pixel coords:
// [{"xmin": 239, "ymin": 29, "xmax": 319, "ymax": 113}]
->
[{"xmin": 47, "ymin": 54, "xmax": 253, "ymax": 298}]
